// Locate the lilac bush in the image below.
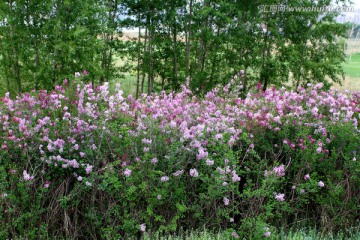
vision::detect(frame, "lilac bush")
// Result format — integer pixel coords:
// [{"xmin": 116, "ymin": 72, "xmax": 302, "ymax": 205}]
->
[{"xmin": 0, "ymin": 77, "xmax": 359, "ymax": 239}]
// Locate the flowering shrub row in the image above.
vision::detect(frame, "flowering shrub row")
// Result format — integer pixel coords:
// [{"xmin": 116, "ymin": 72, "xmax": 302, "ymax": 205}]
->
[{"xmin": 0, "ymin": 76, "xmax": 359, "ymax": 239}]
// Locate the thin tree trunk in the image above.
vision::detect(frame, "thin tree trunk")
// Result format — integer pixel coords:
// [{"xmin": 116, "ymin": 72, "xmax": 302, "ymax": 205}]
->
[
  {"xmin": 172, "ymin": 22, "xmax": 178, "ymax": 90},
  {"xmin": 141, "ymin": 27, "xmax": 148, "ymax": 94},
  {"xmin": 186, "ymin": 0, "xmax": 193, "ymax": 77},
  {"xmin": 136, "ymin": 17, "xmax": 141, "ymax": 99}
]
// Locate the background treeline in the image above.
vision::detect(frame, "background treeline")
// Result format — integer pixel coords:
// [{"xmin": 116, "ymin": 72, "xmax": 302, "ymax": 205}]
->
[{"xmin": 0, "ymin": 0, "xmax": 351, "ymax": 97}]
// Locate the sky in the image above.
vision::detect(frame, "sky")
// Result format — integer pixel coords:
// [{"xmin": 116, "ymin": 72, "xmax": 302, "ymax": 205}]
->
[{"xmin": 351, "ymin": 0, "xmax": 360, "ymax": 9}]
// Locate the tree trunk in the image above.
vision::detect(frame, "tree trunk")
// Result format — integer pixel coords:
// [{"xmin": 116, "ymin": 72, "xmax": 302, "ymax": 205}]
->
[{"xmin": 136, "ymin": 18, "xmax": 141, "ymax": 99}]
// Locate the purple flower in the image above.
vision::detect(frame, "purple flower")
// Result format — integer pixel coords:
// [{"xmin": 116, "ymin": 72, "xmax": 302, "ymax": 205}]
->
[
  {"xmin": 273, "ymin": 165, "xmax": 285, "ymax": 177},
  {"xmin": 161, "ymin": 176, "xmax": 169, "ymax": 182},
  {"xmin": 274, "ymin": 193, "xmax": 285, "ymax": 202},
  {"xmin": 140, "ymin": 223, "xmax": 146, "ymax": 232},
  {"xmin": 44, "ymin": 181, "xmax": 50, "ymax": 188},
  {"xmin": 206, "ymin": 159, "xmax": 214, "ymax": 166},
  {"xmin": 77, "ymin": 176, "xmax": 83, "ymax": 182},
  {"xmin": 232, "ymin": 232, "xmax": 239, "ymax": 239},
  {"xmin": 318, "ymin": 181, "xmax": 325, "ymax": 187},
  {"xmin": 264, "ymin": 231, "xmax": 271, "ymax": 237},
  {"xmin": 304, "ymin": 174, "xmax": 310, "ymax": 181},
  {"xmin": 189, "ymin": 168, "xmax": 199, "ymax": 177},
  {"xmin": 85, "ymin": 181, "xmax": 92, "ymax": 187},
  {"xmin": 85, "ymin": 164, "xmax": 93, "ymax": 174},
  {"xmin": 232, "ymin": 171, "xmax": 241, "ymax": 182},
  {"xmin": 196, "ymin": 147, "xmax": 208, "ymax": 160},
  {"xmin": 124, "ymin": 168, "xmax": 132, "ymax": 177},
  {"xmin": 151, "ymin": 158, "xmax": 158, "ymax": 164},
  {"xmin": 23, "ymin": 170, "xmax": 34, "ymax": 181},
  {"xmin": 223, "ymin": 197, "xmax": 230, "ymax": 206},
  {"xmin": 82, "ymin": 70, "xmax": 88, "ymax": 75},
  {"xmin": 75, "ymin": 72, "xmax": 81, "ymax": 78},
  {"xmin": 157, "ymin": 195, "xmax": 162, "ymax": 200}
]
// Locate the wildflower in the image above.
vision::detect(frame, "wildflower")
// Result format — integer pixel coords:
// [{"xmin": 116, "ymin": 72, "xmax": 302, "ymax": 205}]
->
[
  {"xmin": 85, "ymin": 181, "xmax": 92, "ymax": 187},
  {"xmin": 124, "ymin": 168, "xmax": 132, "ymax": 177},
  {"xmin": 77, "ymin": 176, "xmax": 83, "ymax": 182},
  {"xmin": 80, "ymin": 152, "xmax": 85, "ymax": 157},
  {"xmin": 318, "ymin": 181, "xmax": 325, "ymax": 187},
  {"xmin": 304, "ymin": 174, "xmax": 310, "ymax": 181},
  {"xmin": 82, "ymin": 70, "xmax": 88, "ymax": 75},
  {"xmin": 161, "ymin": 176, "xmax": 169, "ymax": 182},
  {"xmin": 189, "ymin": 168, "xmax": 199, "ymax": 177},
  {"xmin": 222, "ymin": 182, "xmax": 228, "ymax": 186},
  {"xmin": 151, "ymin": 158, "xmax": 158, "ymax": 164},
  {"xmin": 157, "ymin": 195, "xmax": 162, "ymax": 200},
  {"xmin": 75, "ymin": 72, "xmax": 81, "ymax": 77},
  {"xmin": 229, "ymin": 218, "xmax": 234, "ymax": 222},
  {"xmin": 143, "ymin": 147, "xmax": 149, "ymax": 152}
]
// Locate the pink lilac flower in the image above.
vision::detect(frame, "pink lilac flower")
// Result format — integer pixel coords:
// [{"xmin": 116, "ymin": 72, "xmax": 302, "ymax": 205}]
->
[
  {"xmin": 304, "ymin": 174, "xmax": 310, "ymax": 181},
  {"xmin": 223, "ymin": 197, "xmax": 230, "ymax": 206},
  {"xmin": 316, "ymin": 147, "xmax": 322, "ymax": 153},
  {"xmin": 190, "ymin": 168, "xmax": 199, "ymax": 177},
  {"xmin": 173, "ymin": 170, "xmax": 184, "ymax": 176},
  {"xmin": 196, "ymin": 147, "xmax": 208, "ymax": 160},
  {"xmin": 232, "ymin": 171, "xmax": 241, "ymax": 182},
  {"xmin": 151, "ymin": 158, "xmax": 158, "ymax": 164},
  {"xmin": 77, "ymin": 176, "xmax": 83, "ymax": 182},
  {"xmin": 75, "ymin": 72, "xmax": 81, "ymax": 77},
  {"xmin": 23, "ymin": 170, "xmax": 34, "ymax": 181},
  {"xmin": 85, "ymin": 164, "xmax": 93, "ymax": 174},
  {"xmin": 44, "ymin": 181, "xmax": 50, "ymax": 188},
  {"xmin": 124, "ymin": 168, "xmax": 132, "ymax": 177},
  {"xmin": 80, "ymin": 152, "xmax": 85, "ymax": 157},
  {"xmin": 273, "ymin": 165, "xmax": 285, "ymax": 177},
  {"xmin": 232, "ymin": 232, "xmax": 239, "ymax": 239},
  {"xmin": 206, "ymin": 159, "xmax": 214, "ymax": 166},
  {"xmin": 264, "ymin": 229, "xmax": 271, "ymax": 237},
  {"xmin": 274, "ymin": 193, "xmax": 285, "ymax": 202},
  {"xmin": 161, "ymin": 176, "xmax": 169, "ymax": 182},
  {"xmin": 318, "ymin": 181, "xmax": 325, "ymax": 187},
  {"xmin": 140, "ymin": 223, "xmax": 146, "ymax": 232}
]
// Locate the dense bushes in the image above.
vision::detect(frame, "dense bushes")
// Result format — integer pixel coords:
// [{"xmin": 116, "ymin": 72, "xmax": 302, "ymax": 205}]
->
[{"xmin": 0, "ymin": 76, "xmax": 359, "ymax": 239}]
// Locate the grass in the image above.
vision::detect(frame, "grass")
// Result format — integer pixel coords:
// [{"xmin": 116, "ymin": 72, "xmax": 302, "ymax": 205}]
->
[
  {"xmin": 343, "ymin": 53, "xmax": 360, "ymax": 78},
  {"xmin": 138, "ymin": 227, "xmax": 360, "ymax": 240}
]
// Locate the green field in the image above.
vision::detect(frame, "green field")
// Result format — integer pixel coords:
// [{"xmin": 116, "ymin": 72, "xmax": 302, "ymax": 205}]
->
[{"xmin": 343, "ymin": 53, "xmax": 360, "ymax": 78}]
